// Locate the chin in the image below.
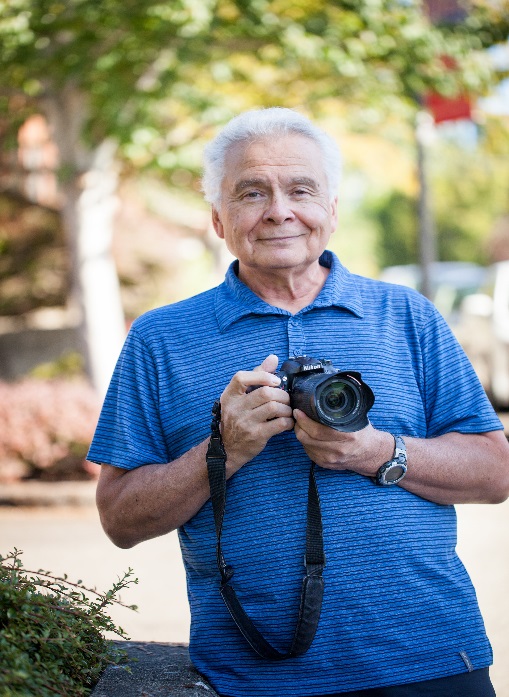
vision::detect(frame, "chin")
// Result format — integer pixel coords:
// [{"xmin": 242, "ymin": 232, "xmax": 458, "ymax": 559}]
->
[{"xmin": 251, "ymin": 254, "xmax": 314, "ymax": 271}]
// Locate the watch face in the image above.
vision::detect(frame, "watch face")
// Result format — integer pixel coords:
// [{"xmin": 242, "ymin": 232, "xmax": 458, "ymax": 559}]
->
[
  {"xmin": 385, "ymin": 465, "xmax": 405, "ymax": 482},
  {"xmin": 375, "ymin": 435, "xmax": 407, "ymax": 486}
]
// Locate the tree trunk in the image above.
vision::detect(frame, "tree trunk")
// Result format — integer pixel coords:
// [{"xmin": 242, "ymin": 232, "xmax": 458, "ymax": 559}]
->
[
  {"xmin": 416, "ymin": 111, "xmax": 437, "ymax": 301},
  {"xmin": 42, "ymin": 86, "xmax": 125, "ymax": 397}
]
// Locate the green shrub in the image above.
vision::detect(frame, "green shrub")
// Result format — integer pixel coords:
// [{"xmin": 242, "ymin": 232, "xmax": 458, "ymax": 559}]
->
[{"xmin": 0, "ymin": 550, "xmax": 138, "ymax": 697}]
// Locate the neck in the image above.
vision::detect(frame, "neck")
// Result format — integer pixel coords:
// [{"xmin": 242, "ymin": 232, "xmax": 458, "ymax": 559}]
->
[{"xmin": 238, "ymin": 260, "xmax": 329, "ymax": 314}]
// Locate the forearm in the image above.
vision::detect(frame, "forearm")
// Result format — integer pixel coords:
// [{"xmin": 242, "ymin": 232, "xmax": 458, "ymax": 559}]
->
[
  {"xmin": 294, "ymin": 411, "xmax": 509, "ymax": 506},
  {"xmin": 96, "ymin": 440, "xmax": 212, "ymax": 548},
  {"xmin": 96, "ymin": 356, "xmax": 294, "ymax": 549},
  {"xmin": 398, "ymin": 430, "xmax": 509, "ymax": 505},
  {"xmin": 349, "ymin": 428, "xmax": 509, "ymax": 505}
]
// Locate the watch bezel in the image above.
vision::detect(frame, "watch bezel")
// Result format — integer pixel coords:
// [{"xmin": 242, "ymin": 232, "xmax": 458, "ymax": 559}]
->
[{"xmin": 375, "ymin": 435, "xmax": 407, "ymax": 486}]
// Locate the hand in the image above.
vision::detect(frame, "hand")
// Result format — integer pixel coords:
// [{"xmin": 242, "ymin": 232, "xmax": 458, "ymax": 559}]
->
[
  {"xmin": 220, "ymin": 354, "xmax": 294, "ymax": 474},
  {"xmin": 293, "ymin": 409, "xmax": 394, "ymax": 477}
]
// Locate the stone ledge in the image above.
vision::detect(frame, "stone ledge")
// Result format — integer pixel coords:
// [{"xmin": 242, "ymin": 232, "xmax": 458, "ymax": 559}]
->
[
  {"xmin": 0, "ymin": 480, "xmax": 97, "ymax": 507},
  {"xmin": 91, "ymin": 641, "xmax": 219, "ymax": 697}
]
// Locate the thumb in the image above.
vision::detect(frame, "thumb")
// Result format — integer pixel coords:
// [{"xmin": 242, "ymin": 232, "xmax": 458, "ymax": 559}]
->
[{"xmin": 255, "ymin": 354, "xmax": 279, "ymax": 374}]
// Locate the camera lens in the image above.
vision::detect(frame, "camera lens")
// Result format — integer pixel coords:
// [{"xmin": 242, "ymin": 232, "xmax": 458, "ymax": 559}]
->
[
  {"xmin": 324, "ymin": 392, "xmax": 344, "ymax": 409},
  {"xmin": 318, "ymin": 379, "xmax": 358, "ymax": 421},
  {"xmin": 285, "ymin": 359, "xmax": 374, "ymax": 432}
]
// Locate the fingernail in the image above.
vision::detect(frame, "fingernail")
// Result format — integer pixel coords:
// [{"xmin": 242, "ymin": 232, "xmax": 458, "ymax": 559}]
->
[{"xmin": 270, "ymin": 376, "xmax": 281, "ymax": 385}]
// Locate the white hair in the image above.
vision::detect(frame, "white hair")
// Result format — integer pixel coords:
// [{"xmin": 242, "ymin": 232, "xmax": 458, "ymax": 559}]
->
[{"xmin": 202, "ymin": 107, "xmax": 342, "ymax": 207}]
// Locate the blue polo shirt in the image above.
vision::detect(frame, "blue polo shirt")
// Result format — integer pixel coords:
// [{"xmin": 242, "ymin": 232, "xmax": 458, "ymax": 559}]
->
[{"xmin": 88, "ymin": 250, "xmax": 502, "ymax": 697}]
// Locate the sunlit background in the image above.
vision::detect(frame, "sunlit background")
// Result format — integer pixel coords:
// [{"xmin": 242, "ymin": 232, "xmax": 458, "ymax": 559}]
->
[{"xmin": 1, "ymin": 0, "xmax": 509, "ymax": 694}]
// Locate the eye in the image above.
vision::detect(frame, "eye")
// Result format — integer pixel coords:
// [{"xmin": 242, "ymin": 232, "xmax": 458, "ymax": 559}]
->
[
  {"xmin": 243, "ymin": 190, "xmax": 263, "ymax": 199},
  {"xmin": 292, "ymin": 188, "xmax": 311, "ymax": 197}
]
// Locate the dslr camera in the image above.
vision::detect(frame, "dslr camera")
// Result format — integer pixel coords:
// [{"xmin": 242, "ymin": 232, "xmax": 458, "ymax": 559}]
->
[{"xmin": 270, "ymin": 355, "xmax": 374, "ymax": 432}]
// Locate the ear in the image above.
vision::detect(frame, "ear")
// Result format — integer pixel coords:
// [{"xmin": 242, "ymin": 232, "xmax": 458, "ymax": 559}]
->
[
  {"xmin": 330, "ymin": 196, "xmax": 338, "ymax": 233},
  {"xmin": 212, "ymin": 207, "xmax": 225, "ymax": 239}
]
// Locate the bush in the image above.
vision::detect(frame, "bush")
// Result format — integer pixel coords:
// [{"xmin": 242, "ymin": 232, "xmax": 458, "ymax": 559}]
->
[
  {"xmin": 0, "ymin": 378, "xmax": 101, "ymax": 482},
  {"xmin": 0, "ymin": 550, "xmax": 137, "ymax": 697}
]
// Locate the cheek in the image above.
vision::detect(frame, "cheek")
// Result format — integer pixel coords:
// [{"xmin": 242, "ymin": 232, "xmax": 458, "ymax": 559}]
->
[
  {"xmin": 298, "ymin": 198, "xmax": 330, "ymax": 218},
  {"xmin": 299, "ymin": 206, "xmax": 333, "ymax": 233},
  {"xmin": 231, "ymin": 210, "xmax": 259, "ymax": 238}
]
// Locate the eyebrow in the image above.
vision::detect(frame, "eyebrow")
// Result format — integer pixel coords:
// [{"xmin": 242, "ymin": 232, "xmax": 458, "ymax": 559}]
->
[
  {"xmin": 233, "ymin": 178, "xmax": 267, "ymax": 195},
  {"xmin": 233, "ymin": 176, "xmax": 320, "ymax": 195}
]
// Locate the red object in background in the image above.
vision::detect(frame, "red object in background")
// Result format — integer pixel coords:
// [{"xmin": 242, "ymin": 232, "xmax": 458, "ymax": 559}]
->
[
  {"xmin": 424, "ymin": 91, "xmax": 472, "ymax": 123},
  {"xmin": 424, "ymin": 55, "xmax": 472, "ymax": 123}
]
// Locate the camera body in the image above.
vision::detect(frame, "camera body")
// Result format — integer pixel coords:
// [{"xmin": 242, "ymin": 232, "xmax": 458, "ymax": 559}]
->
[{"xmin": 274, "ymin": 355, "xmax": 374, "ymax": 432}]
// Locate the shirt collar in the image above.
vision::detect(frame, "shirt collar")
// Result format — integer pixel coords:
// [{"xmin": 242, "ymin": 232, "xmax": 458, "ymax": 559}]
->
[{"xmin": 215, "ymin": 250, "xmax": 364, "ymax": 332}]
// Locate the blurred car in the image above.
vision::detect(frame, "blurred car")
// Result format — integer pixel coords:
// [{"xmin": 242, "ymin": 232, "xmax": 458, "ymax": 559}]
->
[
  {"xmin": 453, "ymin": 261, "xmax": 509, "ymax": 409},
  {"xmin": 379, "ymin": 262, "xmax": 487, "ymax": 326}
]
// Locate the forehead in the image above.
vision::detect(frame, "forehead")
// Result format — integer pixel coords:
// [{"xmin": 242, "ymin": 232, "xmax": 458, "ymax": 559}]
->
[{"xmin": 222, "ymin": 134, "xmax": 327, "ymax": 189}]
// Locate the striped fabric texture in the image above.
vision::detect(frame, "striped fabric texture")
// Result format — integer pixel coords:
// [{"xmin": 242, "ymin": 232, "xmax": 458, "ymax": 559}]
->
[{"xmin": 88, "ymin": 250, "xmax": 502, "ymax": 696}]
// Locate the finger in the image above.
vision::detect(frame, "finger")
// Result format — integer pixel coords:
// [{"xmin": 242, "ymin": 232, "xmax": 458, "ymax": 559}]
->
[
  {"xmin": 254, "ymin": 354, "xmax": 279, "ymax": 373},
  {"xmin": 225, "ymin": 355, "xmax": 281, "ymax": 397},
  {"xmin": 254, "ymin": 400, "xmax": 293, "ymax": 422},
  {"xmin": 262, "ymin": 415, "xmax": 295, "ymax": 439},
  {"xmin": 293, "ymin": 409, "xmax": 323, "ymax": 436},
  {"xmin": 249, "ymin": 385, "xmax": 290, "ymax": 408},
  {"xmin": 293, "ymin": 409, "xmax": 339, "ymax": 441},
  {"xmin": 225, "ymin": 368, "xmax": 281, "ymax": 396},
  {"xmin": 293, "ymin": 419, "xmax": 311, "ymax": 445}
]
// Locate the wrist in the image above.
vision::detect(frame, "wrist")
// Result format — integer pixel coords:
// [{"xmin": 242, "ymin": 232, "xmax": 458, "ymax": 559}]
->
[
  {"xmin": 366, "ymin": 429, "xmax": 396, "ymax": 478},
  {"xmin": 348, "ymin": 428, "xmax": 394, "ymax": 478},
  {"xmin": 374, "ymin": 434, "xmax": 408, "ymax": 486}
]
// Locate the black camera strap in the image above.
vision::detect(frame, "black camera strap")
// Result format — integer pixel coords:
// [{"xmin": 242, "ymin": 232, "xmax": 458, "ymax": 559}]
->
[{"xmin": 206, "ymin": 400, "xmax": 325, "ymax": 660}]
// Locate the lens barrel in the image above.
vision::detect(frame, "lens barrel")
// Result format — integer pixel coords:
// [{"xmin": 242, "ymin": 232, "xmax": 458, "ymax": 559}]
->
[{"xmin": 291, "ymin": 371, "xmax": 374, "ymax": 432}]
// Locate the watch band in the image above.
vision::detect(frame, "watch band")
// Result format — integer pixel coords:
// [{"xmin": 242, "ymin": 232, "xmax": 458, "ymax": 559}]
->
[{"xmin": 375, "ymin": 435, "xmax": 407, "ymax": 486}]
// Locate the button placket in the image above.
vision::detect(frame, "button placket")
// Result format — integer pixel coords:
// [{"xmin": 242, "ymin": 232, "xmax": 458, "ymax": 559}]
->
[{"xmin": 287, "ymin": 315, "xmax": 306, "ymax": 357}]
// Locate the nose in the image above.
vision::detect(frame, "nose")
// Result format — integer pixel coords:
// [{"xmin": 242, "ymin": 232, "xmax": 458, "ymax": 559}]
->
[{"xmin": 262, "ymin": 193, "xmax": 295, "ymax": 225}]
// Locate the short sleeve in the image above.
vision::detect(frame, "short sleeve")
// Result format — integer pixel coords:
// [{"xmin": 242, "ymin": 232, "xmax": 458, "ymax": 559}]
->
[
  {"xmin": 87, "ymin": 325, "xmax": 169, "ymax": 469},
  {"xmin": 420, "ymin": 307, "xmax": 502, "ymax": 437}
]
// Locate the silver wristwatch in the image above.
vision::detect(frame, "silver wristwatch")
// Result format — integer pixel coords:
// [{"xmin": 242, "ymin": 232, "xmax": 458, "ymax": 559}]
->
[{"xmin": 375, "ymin": 435, "xmax": 407, "ymax": 486}]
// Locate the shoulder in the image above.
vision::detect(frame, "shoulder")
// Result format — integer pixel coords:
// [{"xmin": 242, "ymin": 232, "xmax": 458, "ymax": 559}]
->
[
  {"xmin": 353, "ymin": 274, "xmax": 437, "ymax": 326},
  {"xmin": 130, "ymin": 286, "xmax": 219, "ymax": 337},
  {"xmin": 354, "ymin": 273, "xmax": 426, "ymax": 302}
]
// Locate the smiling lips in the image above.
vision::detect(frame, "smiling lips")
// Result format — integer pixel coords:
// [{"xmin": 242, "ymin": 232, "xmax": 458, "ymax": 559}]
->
[{"xmin": 258, "ymin": 233, "xmax": 305, "ymax": 242}]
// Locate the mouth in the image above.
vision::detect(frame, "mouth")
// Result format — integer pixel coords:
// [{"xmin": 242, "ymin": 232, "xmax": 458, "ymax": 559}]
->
[{"xmin": 259, "ymin": 234, "xmax": 304, "ymax": 242}]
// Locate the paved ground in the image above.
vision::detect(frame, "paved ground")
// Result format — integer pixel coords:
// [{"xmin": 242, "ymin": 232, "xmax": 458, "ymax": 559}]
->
[
  {"xmin": 91, "ymin": 642, "xmax": 219, "ymax": 697},
  {"xmin": 1, "ymin": 489, "xmax": 508, "ymax": 695}
]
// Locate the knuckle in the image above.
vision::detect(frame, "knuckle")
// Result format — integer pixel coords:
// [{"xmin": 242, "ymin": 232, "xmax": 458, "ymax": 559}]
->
[
  {"xmin": 266, "ymin": 400, "xmax": 282, "ymax": 418},
  {"xmin": 258, "ymin": 385, "xmax": 274, "ymax": 401},
  {"xmin": 232, "ymin": 371, "xmax": 246, "ymax": 386},
  {"xmin": 294, "ymin": 428, "xmax": 306, "ymax": 443}
]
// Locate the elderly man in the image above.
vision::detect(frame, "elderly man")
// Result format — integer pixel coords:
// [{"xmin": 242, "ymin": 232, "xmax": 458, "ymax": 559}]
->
[{"xmin": 89, "ymin": 108, "xmax": 509, "ymax": 697}]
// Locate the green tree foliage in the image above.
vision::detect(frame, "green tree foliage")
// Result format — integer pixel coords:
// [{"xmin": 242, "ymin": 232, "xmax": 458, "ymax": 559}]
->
[
  {"xmin": 0, "ymin": 0, "xmax": 507, "ymax": 390},
  {"xmin": 431, "ymin": 123, "xmax": 509, "ymax": 264},
  {"xmin": 370, "ymin": 190, "xmax": 418, "ymax": 268},
  {"xmin": 0, "ymin": 550, "xmax": 137, "ymax": 697},
  {"xmin": 369, "ymin": 117, "xmax": 509, "ymax": 269},
  {"xmin": 1, "ymin": 0, "xmax": 507, "ymax": 171}
]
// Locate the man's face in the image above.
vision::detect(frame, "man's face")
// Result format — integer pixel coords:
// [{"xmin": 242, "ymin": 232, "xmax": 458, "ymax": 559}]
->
[{"xmin": 212, "ymin": 134, "xmax": 338, "ymax": 277}]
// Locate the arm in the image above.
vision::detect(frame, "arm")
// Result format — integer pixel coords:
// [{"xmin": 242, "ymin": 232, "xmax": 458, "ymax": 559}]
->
[
  {"xmin": 96, "ymin": 354, "xmax": 293, "ymax": 548},
  {"xmin": 96, "ymin": 441, "xmax": 211, "ymax": 549},
  {"xmin": 293, "ymin": 411, "xmax": 509, "ymax": 505}
]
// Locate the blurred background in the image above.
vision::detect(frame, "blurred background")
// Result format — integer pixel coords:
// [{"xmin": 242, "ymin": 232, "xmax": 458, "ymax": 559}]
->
[{"xmin": 1, "ymin": 0, "xmax": 509, "ymax": 693}]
